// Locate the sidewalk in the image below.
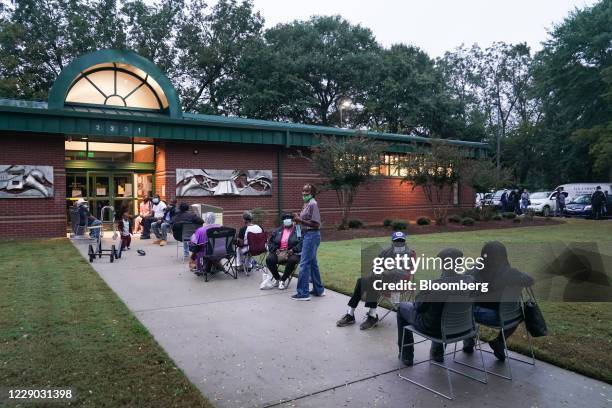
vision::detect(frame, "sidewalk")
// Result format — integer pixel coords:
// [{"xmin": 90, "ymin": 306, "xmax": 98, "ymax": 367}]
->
[{"xmin": 72, "ymin": 236, "xmax": 611, "ymax": 408}]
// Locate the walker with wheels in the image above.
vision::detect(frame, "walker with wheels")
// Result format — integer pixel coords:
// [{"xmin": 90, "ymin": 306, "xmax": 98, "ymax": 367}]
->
[{"xmin": 88, "ymin": 205, "xmax": 122, "ymax": 263}]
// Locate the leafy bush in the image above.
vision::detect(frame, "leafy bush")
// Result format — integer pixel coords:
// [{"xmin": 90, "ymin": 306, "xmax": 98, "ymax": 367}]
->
[
  {"xmin": 416, "ymin": 216, "xmax": 431, "ymax": 226},
  {"xmin": 391, "ymin": 219, "xmax": 409, "ymax": 230},
  {"xmin": 461, "ymin": 208, "xmax": 481, "ymax": 220},
  {"xmin": 513, "ymin": 217, "xmax": 522, "ymax": 223},
  {"xmin": 348, "ymin": 219, "xmax": 364, "ymax": 229},
  {"xmin": 383, "ymin": 218, "xmax": 392, "ymax": 227},
  {"xmin": 448, "ymin": 214, "xmax": 462, "ymax": 223},
  {"xmin": 502, "ymin": 212, "xmax": 517, "ymax": 219},
  {"xmin": 461, "ymin": 217, "xmax": 475, "ymax": 226},
  {"xmin": 492, "ymin": 214, "xmax": 503, "ymax": 221}
]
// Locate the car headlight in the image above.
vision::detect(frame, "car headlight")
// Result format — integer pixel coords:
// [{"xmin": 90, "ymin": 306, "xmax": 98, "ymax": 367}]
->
[{"xmin": 585, "ymin": 205, "xmax": 592, "ymax": 211}]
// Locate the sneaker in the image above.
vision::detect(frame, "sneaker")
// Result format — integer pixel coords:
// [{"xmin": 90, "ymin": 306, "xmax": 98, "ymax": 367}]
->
[
  {"xmin": 430, "ymin": 348, "xmax": 444, "ymax": 363},
  {"xmin": 309, "ymin": 289, "xmax": 325, "ymax": 297},
  {"xmin": 126, "ymin": 247, "xmax": 130, "ymax": 250},
  {"xmin": 278, "ymin": 280, "xmax": 286, "ymax": 290},
  {"xmin": 291, "ymin": 294, "xmax": 311, "ymax": 301},
  {"xmin": 398, "ymin": 353, "xmax": 414, "ymax": 366},
  {"xmin": 336, "ymin": 313, "xmax": 356, "ymax": 327},
  {"xmin": 360, "ymin": 314, "xmax": 379, "ymax": 330},
  {"xmin": 189, "ymin": 260, "xmax": 197, "ymax": 270},
  {"xmin": 463, "ymin": 338, "xmax": 475, "ymax": 354},
  {"xmin": 140, "ymin": 236, "xmax": 150, "ymax": 240},
  {"xmin": 159, "ymin": 240, "xmax": 167, "ymax": 246},
  {"xmin": 259, "ymin": 277, "xmax": 276, "ymax": 290},
  {"xmin": 488, "ymin": 338, "xmax": 506, "ymax": 361},
  {"xmin": 152, "ymin": 239, "xmax": 162, "ymax": 244}
]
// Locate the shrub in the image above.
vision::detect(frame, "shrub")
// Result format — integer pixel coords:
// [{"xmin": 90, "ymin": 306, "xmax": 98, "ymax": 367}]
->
[
  {"xmin": 461, "ymin": 217, "xmax": 475, "ymax": 226},
  {"xmin": 513, "ymin": 217, "xmax": 522, "ymax": 223},
  {"xmin": 416, "ymin": 216, "xmax": 431, "ymax": 226},
  {"xmin": 391, "ymin": 219, "xmax": 409, "ymax": 230},
  {"xmin": 480, "ymin": 206, "xmax": 495, "ymax": 221},
  {"xmin": 383, "ymin": 218, "xmax": 392, "ymax": 227},
  {"xmin": 502, "ymin": 212, "xmax": 517, "ymax": 219},
  {"xmin": 448, "ymin": 214, "xmax": 462, "ymax": 223},
  {"xmin": 492, "ymin": 214, "xmax": 503, "ymax": 221},
  {"xmin": 348, "ymin": 219, "xmax": 364, "ymax": 229},
  {"xmin": 461, "ymin": 208, "xmax": 481, "ymax": 220}
]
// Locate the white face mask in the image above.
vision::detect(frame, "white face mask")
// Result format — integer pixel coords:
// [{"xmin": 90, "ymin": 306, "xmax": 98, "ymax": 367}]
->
[
  {"xmin": 152, "ymin": 198, "xmax": 160, "ymax": 204},
  {"xmin": 393, "ymin": 243, "xmax": 407, "ymax": 253},
  {"xmin": 283, "ymin": 219, "xmax": 293, "ymax": 228}
]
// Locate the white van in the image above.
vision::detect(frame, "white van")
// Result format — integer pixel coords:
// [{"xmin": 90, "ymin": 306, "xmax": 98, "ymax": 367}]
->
[{"xmin": 553, "ymin": 183, "xmax": 612, "ymax": 202}]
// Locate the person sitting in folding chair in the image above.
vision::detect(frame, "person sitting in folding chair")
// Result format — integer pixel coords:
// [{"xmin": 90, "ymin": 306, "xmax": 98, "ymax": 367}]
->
[
  {"xmin": 336, "ymin": 231, "xmax": 414, "ymax": 330},
  {"xmin": 461, "ymin": 241, "xmax": 534, "ymax": 361},
  {"xmin": 396, "ymin": 248, "xmax": 476, "ymax": 366},
  {"xmin": 188, "ymin": 212, "xmax": 221, "ymax": 273},
  {"xmin": 261, "ymin": 213, "xmax": 303, "ymax": 290},
  {"xmin": 234, "ymin": 211, "xmax": 263, "ymax": 270},
  {"xmin": 171, "ymin": 203, "xmax": 204, "ymax": 260}
]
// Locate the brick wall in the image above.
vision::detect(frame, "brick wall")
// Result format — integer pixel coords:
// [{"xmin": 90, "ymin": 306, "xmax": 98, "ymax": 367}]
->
[
  {"xmin": 161, "ymin": 141, "xmax": 475, "ymax": 230},
  {"xmin": 0, "ymin": 132, "xmax": 66, "ymax": 238}
]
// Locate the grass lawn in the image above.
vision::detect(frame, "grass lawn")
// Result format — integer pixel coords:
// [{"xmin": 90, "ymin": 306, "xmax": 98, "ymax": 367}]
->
[
  {"xmin": 318, "ymin": 219, "xmax": 612, "ymax": 384},
  {"xmin": 0, "ymin": 239, "xmax": 213, "ymax": 407}
]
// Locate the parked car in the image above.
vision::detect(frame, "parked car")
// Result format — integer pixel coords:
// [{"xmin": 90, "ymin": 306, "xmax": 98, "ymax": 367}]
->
[
  {"xmin": 564, "ymin": 194, "xmax": 592, "ymax": 217},
  {"xmin": 527, "ymin": 190, "xmax": 568, "ymax": 216},
  {"xmin": 482, "ymin": 189, "xmax": 508, "ymax": 209},
  {"xmin": 475, "ymin": 192, "xmax": 492, "ymax": 209}
]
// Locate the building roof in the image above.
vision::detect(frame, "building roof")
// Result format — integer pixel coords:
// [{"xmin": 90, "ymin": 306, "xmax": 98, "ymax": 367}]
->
[{"xmin": 0, "ymin": 97, "xmax": 487, "ymax": 154}]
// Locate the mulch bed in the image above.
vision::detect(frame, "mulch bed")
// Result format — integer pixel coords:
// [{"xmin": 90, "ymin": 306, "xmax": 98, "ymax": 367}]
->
[{"xmin": 321, "ymin": 218, "xmax": 563, "ymax": 241}]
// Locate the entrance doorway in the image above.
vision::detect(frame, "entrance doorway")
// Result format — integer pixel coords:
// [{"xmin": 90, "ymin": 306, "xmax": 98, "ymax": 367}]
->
[{"xmin": 66, "ymin": 171, "xmax": 153, "ymax": 221}]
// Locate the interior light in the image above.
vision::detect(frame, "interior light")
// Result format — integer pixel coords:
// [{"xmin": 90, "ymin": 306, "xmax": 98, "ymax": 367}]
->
[{"xmin": 81, "ymin": 137, "xmax": 88, "ymax": 140}]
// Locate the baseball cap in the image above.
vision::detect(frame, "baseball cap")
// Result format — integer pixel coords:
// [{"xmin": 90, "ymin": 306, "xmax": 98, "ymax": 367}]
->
[{"xmin": 391, "ymin": 231, "xmax": 406, "ymax": 241}]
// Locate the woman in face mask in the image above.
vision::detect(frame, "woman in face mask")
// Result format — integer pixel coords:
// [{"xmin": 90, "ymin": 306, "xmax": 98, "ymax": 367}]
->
[
  {"xmin": 292, "ymin": 184, "xmax": 324, "ymax": 300},
  {"xmin": 262, "ymin": 214, "xmax": 303, "ymax": 290}
]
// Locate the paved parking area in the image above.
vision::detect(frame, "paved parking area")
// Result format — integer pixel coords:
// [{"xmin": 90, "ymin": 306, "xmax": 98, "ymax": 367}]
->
[{"xmin": 73, "ymin": 236, "xmax": 611, "ymax": 408}]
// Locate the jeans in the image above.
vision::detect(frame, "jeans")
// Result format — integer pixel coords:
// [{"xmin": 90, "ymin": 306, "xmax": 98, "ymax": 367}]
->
[
  {"xmin": 473, "ymin": 306, "xmax": 500, "ymax": 326},
  {"xmin": 296, "ymin": 230, "xmax": 323, "ymax": 296},
  {"xmin": 88, "ymin": 219, "xmax": 102, "ymax": 238},
  {"xmin": 152, "ymin": 221, "xmax": 170, "ymax": 240},
  {"xmin": 183, "ymin": 241, "xmax": 189, "ymax": 257}
]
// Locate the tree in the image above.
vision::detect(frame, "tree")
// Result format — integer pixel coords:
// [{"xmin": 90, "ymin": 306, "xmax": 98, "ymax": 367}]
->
[
  {"xmin": 259, "ymin": 16, "xmax": 380, "ymax": 126},
  {"xmin": 399, "ymin": 141, "xmax": 466, "ymax": 225},
  {"xmin": 302, "ymin": 135, "xmax": 387, "ymax": 229},
  {"xmin": 176, "ymin": 0, "xmax": 264, "ymax": 114}
]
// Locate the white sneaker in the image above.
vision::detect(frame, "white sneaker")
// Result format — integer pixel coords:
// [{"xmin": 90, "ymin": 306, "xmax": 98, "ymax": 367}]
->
[
  {"xmin": 278, "ymin": 280, "xmax": 286, "ymax": 290},
  {"xmin": 259, "ymin": 277, "xmax": 276, "ymax": 290},
  {"xmin": 271, "ymin": 278, "xmax": 278, "ymax": 287}
]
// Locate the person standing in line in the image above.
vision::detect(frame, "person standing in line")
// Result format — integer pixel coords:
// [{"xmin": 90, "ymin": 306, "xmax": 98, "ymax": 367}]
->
[
  {"xmin": 591, "ymin": 186, "xmax": 606, "ymax": 220},
  {"xmin": 520, "ymin": 189, "xmax": 530, "ymax": 214},
  {"xmin": 292, "ymin": 184, "xmax": 324, "ymax": 301},
  {"xmin": 555, "ymin": 187, "xmax": 566, "ymax": 217}
]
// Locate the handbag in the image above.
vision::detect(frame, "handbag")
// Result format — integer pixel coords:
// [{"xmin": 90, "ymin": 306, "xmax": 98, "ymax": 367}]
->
[
  {"xmin": 276, "ymin": 250, "xmax": 289, "ymax": 264},
  {"xmin": 523, "ymin": 287, "xmax": 548, "ymax": 337}
]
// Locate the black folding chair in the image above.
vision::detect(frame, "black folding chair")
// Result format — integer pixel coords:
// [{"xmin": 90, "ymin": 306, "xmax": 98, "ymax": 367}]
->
[
  {"xmin": 195, "ymin": 227, "xmax": 237, "ymax": 282},
  {"xmin": 173, "ymin": 223, "xmax": 199, "ymax": 262}
]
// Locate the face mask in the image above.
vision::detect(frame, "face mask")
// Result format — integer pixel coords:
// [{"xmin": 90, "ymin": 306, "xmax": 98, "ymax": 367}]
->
[
  {"xmin": 152, "ymin": 198, "xmax": 160, "ymax": 204},
  {"xmin": 393, "ymin": 242, "xmax": 407, "ymax": 253},
  {"xmin": 303, "ymin": 194, "xmax": 312, "ymax": 202},
  {"xmin": 283, "ymin": 219, "xmax": 293, "ymax": 227}
]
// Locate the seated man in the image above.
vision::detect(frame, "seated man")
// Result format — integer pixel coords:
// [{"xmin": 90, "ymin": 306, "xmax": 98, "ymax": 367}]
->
[
  {"xmin": 462, "ymin": 241, "xmax": 534, "ymax": 361},
  {"xmin": 396, "ymin": 248, "xmax": 475, "ymax": 366},
  {"xmin": 76, "ymin": 198, "xmax": 102, "ymax": 239},
  {"xmin": 262, "ymin": 213, "xmax": 303, "ymax": 290},
  {"xmin": 171, "ymin": 203, "xmax": 204, "ymax": 259},
  {"xmin": 151, "ymin": 199, "xmax": 177, "ymax": 246},
  {"xmin": 141, "ymin": 194, "xmax": 166, "ymax": 240},
  {"xmin": 235, "ymin": 211, "xmax": 263, "ymax": 269},
  {"xmin": 189, "ymin": 212, "xmax": 221, "ymax": 274},
  {"xmin": 337, "ymin": 231, "xmax": 414, "ymax": 331}
]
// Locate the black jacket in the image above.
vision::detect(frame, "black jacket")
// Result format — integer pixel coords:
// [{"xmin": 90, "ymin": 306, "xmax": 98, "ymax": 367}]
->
[
  {"xmin": 267, "ymin": 226, "xmax": 303, "ymax": 253},
  {"xmin": 591, "ymin": 190, "xmax": 606, "ymax": 206},
  {"xmin": 171, "ymin": 211, "xmax": 204, "ymax": 226}
]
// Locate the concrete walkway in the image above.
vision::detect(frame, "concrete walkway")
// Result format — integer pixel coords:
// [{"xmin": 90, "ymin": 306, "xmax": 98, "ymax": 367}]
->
[{"xmin": 72, "ymin": 236, "xmax": 611, "ymax": 408}]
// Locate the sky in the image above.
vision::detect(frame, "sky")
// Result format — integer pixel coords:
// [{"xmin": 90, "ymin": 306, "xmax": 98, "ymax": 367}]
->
[{"xmin": 249, "ymin": 0, "xmax": 598, "ymax": 57}]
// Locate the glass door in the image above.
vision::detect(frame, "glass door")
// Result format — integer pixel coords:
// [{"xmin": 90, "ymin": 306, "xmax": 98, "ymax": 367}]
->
[{"xmin": 88, "ymin": 172, "xmax": 112, "ymax": 221}]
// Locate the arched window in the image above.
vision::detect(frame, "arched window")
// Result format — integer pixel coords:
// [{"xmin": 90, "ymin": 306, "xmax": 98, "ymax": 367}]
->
[{"xmin": 65, "ymin": 63, "xmax": 169, "ymax": 111}]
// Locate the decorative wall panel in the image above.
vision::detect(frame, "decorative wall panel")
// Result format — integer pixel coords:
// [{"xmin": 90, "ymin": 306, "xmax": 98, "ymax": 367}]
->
[
  {"xmin": 0, "ymin": 165, "xmax": 54, "ymax": 198},
  {"xmin": 176, "ymin": 169, "xmax": 272, "ymax": 196}
]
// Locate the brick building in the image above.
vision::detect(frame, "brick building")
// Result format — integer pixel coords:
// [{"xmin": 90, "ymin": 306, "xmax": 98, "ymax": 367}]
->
[{"xmin": 0, "ymin": 49, "xmax": 486, "ymax": 239}]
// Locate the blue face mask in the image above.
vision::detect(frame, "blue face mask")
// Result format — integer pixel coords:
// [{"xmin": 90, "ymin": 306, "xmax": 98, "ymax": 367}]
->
[{"xmin": 283, "ymin": 219, "xmax": 293, "ymax": 227}]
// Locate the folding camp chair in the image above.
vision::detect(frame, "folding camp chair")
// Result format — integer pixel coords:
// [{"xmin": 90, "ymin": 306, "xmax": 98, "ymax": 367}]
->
[
  {"xmin": 398, "ymin": 300, "xmax": 488, "ymax": 400},
  {"xmin": 194, "ymin": 227, "xmax": 237, "ymax": 282},
  {"xmin": 241, "ymin": 230, "xmax": 268, "ymax": 276},
  {"xmin": 453, "ymin": 288, "xmax": 535, "ymax": 381},
  {"xmin": 173, "ymin": 223, "xmax": 199, "ymax": 262}
]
